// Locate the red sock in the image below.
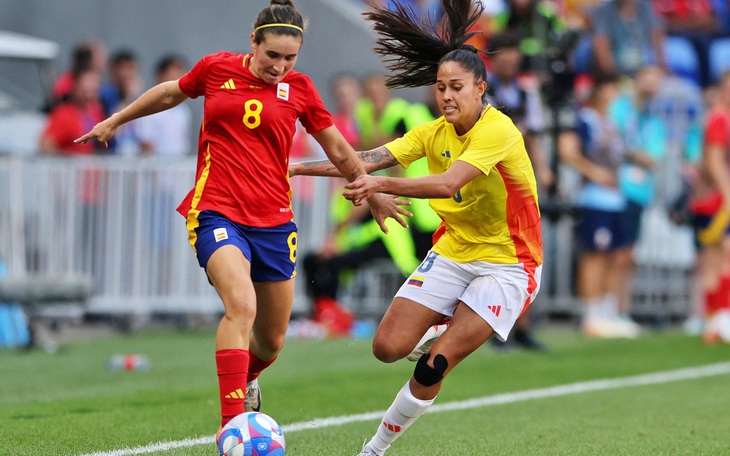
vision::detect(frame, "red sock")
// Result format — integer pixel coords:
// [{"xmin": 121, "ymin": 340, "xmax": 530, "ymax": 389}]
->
[
  {"xmin": 719, "ymin": 274, "xmax": 730, "ymax": 311},
  {"xmin": 247, "ymin": 352, "xmax": 276, "ymax": 383},
  {"xmin": 216, "ymin": 349, "xmax": 249, "ymax": 427}
]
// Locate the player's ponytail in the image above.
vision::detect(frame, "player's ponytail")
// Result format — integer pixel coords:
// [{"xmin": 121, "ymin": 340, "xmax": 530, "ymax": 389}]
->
[
  {"xmin": 253, "ymin": 0, "xmax": 307, "ymax": 44},
  {"xmin": 364, "ymin": 0, "xmax": 485, "ymax": 89}
]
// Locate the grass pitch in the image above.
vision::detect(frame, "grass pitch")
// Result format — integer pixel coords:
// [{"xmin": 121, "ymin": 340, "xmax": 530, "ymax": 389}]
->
[{"xmin": 1, "ymin": 325, "xmax": 730, "ymax": 455}]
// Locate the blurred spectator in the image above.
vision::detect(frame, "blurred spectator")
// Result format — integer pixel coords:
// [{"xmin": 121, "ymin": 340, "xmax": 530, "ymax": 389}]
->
[
  {"xmin": 609, "ymin": 65, "xmax": 668, "ymax": 322},
  {"xmin": 329, "ymin": 72, "xmax": 363, "ymax": 149},
  {"xmin": 39, "ymin": 67, "xmax": 104, "ymax": 155},
  {"xmin": 557, "ymin": 72, "xmax": 641, "ymax": 338},
  {"xmin": 687, "ymin": 71, "xmax": 730, "ymax": 344},
  {"xmin": 491, "ymin": 0, "xmax": 572, "ymax": 81},
  {"xmin": 354, "ymin": 73, "xmax": 413, "ymax": 149},
  {"xmin": 591, "ymin": 0, "xmax": 665, "ymax": 77},
  {"xmin": 562, "ymin": 0, "xmax": 603, "ymax": 31},
  {"xmin": 40, "ymin": 66, "xmax": 106, "ymax": 274},
  {"xmin": 138, "ymin": 55, "xmax": 192, "ymax": 157},
  {"xmin": 136, "ymin": 55, "xmax": 193, "ymax": 295},
  {"xmin": 652, "ymin": 0, "xmax": 724, "ymax": 87},
  {"xmin": 100, "ymin": 49, "xmax": 144, "ymax": 155},
  {"xmin": 486, "ymin": 32, "xmax": 554, "ymax": 191},
  {"xmin": 51, "ymin": 38, "xmax": 107, "ymax": 107}
]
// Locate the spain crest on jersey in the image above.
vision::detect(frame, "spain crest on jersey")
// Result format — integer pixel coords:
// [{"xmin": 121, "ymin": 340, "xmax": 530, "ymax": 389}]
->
[{"xmin": 277, "ymin": 82, "xmax": 290, "ymax": 101}]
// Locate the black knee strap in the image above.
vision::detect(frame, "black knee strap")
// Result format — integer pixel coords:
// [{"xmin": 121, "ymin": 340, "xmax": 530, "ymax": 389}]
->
[{"xmin": 413, "ymin": 353, "xmax": 448, "ymax": 387}]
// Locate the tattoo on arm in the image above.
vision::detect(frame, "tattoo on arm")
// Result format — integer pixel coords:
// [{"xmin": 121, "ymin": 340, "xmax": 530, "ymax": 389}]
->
[{"xmin": 360, "ymin": 146, "xmax": 399, "ymax": 170}]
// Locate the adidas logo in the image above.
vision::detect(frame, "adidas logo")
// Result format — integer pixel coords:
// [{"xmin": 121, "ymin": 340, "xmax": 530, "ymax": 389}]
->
[
  {"xmin": 487, "ymin": 305, "xmax": 502, "ymax": 317},
  {"xmin": 220, "ymin": 79, "xmax": 236, "ymax": 89},
  {"xmin": 383, "ymin": 421, "xmax": 402, "ymax": 433},
  {"xmin": 225, "ymin": 388, "xmax": 244, "ymax": 399}
]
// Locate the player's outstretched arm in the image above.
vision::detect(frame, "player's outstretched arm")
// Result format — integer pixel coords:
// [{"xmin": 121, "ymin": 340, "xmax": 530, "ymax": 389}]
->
[
  {"xmin": 292, "ymin": 132, "xmax": 400, "ymax": 177},
  {"xmin": 75, "ymin": 80, "xmax": 188, "ymax": 145},
  {"xmin": 310, "ymin": 125, "xmax": 411, "ymax": 233}
]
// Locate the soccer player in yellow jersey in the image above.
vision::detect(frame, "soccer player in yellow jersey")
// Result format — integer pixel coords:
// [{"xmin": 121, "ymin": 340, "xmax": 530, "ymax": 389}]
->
[{"xmin": 289, "ymin": 0, "xmax": 542, "ymax": 454}]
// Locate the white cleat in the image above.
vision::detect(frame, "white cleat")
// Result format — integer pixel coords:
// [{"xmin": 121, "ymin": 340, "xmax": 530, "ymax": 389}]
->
[
  {"xmin": 407, "ymin": 323, "xmax": 449, "ymax": 362},
  {"xmin": 244, "ymin": 379, "xmax": 261, "ymax": 412},
  {"xmin": 357, "ymin": 440, "xmax": 380, "ymax": 456}
]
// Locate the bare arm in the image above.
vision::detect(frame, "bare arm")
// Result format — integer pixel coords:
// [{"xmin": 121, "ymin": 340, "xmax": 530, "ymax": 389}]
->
[
  {"xmin": 557, "ymin": 131, "xmax": 617, "ymax": 187},
  {"xmin": 75, "ymin": 80, "xmax": 188, "ymax": 144},
  {"xmin": 289, "ymin": 144, "xmax": 400, "ymax": 177},
  {"xmin": 342, "ymin": 160, "xmax": 483, "ymax": 201},
  {"xmin": 311, "ymin": 125, "xmax": 412, "ymax": 232},
  {"xmin": 592, "ymin": 34, "xmax": 616, "ymax": 75}
]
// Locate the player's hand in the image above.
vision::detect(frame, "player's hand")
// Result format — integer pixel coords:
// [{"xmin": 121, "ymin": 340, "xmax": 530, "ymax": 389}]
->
[
  {"xmin": 342, "ymin": 175, "xmax": 380, "ymax": 205},
  {"xmin": 366, "ymin": 193, "xmax": 411, "ymax": 234},
  {"xmin": 74, "ymin": 116, "xmax": 118, "ymax": 148},
  {"xmin": 288, "ymin": 162, "xmax": 300, "ymax": 177}
]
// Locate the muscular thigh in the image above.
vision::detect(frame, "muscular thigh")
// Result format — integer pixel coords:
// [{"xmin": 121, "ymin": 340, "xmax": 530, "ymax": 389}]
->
[{"xmin": 375, "ymin": 297, "xmax": 447, "ymax": 354}]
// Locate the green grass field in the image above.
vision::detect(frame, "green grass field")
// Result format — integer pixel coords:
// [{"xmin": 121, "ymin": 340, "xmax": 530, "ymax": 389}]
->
[{"xmin": 2, "ymin": 325, "xmax": 730, "ymax": 456}]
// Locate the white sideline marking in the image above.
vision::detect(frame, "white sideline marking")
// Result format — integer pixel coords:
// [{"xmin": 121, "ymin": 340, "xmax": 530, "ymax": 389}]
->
[{"xmin": 77, "ymin": 362, "xmax": 730, "ymax": 456}]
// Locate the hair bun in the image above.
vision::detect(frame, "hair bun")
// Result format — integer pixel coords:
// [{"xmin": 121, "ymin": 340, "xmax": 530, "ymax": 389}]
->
[
  {"xmin": 271, "ymin": 0, "xmax": 294, "ymax": 6},
  {"xmin": 460, "ymin": 44, "xmax": 478, "ymax": 54}
]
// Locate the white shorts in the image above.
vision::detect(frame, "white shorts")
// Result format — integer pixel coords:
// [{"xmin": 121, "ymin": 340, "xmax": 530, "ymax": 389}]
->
[{"xmin": 395, "ymin": 251, "xmax": 542, "ymax": 342}]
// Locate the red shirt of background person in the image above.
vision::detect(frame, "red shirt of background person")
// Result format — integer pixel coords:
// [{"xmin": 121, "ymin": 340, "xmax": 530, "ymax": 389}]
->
[
  {"xmin": 175, "ymin": 52, "xmax": 332, "ymax": 227},
  {"xmin": 40, "ymin": 68, "xmax": 104, "ymax": 155},
  {"xmin": 651, "ymin": 0, "xmax": 718, "ymax": 32}
]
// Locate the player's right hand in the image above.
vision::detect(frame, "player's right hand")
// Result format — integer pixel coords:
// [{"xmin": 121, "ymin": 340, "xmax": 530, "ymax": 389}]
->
[
  {"xmin": 367, "ymin": 193, "xmax": 411, "ymax": 234},
  {"xmin": 74, "ymin": 116, "xmax": 118, "ymax": 147}
]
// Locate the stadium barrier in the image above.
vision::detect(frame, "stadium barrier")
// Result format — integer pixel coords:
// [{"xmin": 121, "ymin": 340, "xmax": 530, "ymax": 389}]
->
[{"xmin": 0, "ymin": 98, "xmax": 699, "ymax": 326}]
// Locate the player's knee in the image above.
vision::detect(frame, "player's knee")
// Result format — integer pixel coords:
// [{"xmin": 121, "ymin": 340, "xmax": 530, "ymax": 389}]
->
[
  {"xmin": 413, "ymin": 353, "xmax": 448, "ymax": 387},
  {"xmin": 372, "ymin": 336, "xmax": 406, "ymax": 363},
  {"xmin": 255, "ymin": 330, "xmax": 286, "ymax": 356}
]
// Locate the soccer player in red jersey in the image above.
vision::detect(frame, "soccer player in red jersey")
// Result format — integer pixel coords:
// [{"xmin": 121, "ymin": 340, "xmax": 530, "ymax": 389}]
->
[
  {"xmin": 689, "ymin": 70, "xmax": 730, "ymax": 343},
  {"xmin": 75, "ymin": 0, "xmax": 410, "ymax": 437}
]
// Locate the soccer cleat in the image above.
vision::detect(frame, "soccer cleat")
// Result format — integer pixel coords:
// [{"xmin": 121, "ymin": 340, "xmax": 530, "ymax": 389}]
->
[
  {"xmin": 582, "ymin": 317, "xmax": 639, "ymax": 339},
  {"xmin": 357, "ymin": 440, "xmax": 380, "ymax": 456},
  {"xmin": 244, "ymin": 379, "xmax": 261, "ymax": 412},
  {"xmin": 407, "ymin": 323, "xmax": 449, "ymax": 362}
]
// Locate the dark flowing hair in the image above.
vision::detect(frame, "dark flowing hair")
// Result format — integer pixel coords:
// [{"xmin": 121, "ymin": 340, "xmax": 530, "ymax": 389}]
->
[
  {"xmin": 253, "ymin": 0, "xmax": 306, "ymax": 44},
  {"xmin": 363, "ymin": 0, "xmax": 485, "ymax": 89}
]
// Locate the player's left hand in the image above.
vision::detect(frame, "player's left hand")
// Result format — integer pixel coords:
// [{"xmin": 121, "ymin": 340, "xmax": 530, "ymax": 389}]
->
[{"xmin": 366, "ymin": 193, "xmax": 411, "ymax": 234}]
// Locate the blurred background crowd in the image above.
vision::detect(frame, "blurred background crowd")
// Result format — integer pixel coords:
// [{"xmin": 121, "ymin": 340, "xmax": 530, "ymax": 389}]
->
[{"xmin": 2, "ymin": 0, "xmax": 730, "ymax": 349}]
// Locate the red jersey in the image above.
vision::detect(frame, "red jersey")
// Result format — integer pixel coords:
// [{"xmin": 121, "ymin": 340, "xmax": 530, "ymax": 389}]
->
[
  {"xmin": 705, "ymin": 106, "xmax": 730, "ymax": 148},
  {"xmin": 177, "ymin": 52, "xmax": 333, "ymax": 227}
]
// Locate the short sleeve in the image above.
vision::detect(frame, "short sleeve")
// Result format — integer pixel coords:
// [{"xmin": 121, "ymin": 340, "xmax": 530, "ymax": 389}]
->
[
  {"xmin": 383, "ymin": 124, "xmax": 428, "ymax": 168},
  {"xmin": 705, "ymin": 111, "xmax": 730, "ymax": 147},
  {"xmin": 178, "ymin": 55, "xmax": 209, "ymax": 99}
]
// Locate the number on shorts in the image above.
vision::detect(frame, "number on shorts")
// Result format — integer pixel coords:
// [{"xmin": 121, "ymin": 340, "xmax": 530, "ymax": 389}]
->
[
  {"xmin": 452, "ymin": 189, "xmax": 462, "ymax": 203},
  {"xmin": 287, "ymin": 232, "xmax": 297, "ymax": 263},
  {"xmin": 417, "ymin": 251, "xmax": 438, "ymax": 273},
  {"xmin": 243, "ymin": 99, "xmax": 263, "ymax": 129}
]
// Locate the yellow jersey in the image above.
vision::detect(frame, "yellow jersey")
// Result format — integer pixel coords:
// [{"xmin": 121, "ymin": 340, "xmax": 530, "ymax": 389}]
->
[{"xmin": 385, "ymin": 105, "xmax": 542, "ymax": 266}]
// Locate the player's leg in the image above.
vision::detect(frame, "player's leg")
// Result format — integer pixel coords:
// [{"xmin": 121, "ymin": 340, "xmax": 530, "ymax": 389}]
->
[
  {"xmin": 245, "ymin": 278, "xmax": 295, "ymax": 411},
  {"xmin": 206, "ymin": 245, "xmax": 257, "ymax": 427},
  {"xmin": 372, "ymin": 296, "xmax": 447, "ymax": 363},
  {"xmin": 243, "ymin": 221, "xmax": 299, "ymax": 410},
  {"xmin": 361, "ymin": 304, "xmax": 495, "ymax": 456}
]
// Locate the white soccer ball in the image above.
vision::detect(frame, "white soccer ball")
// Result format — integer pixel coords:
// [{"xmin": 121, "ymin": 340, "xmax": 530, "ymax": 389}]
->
[{"xmin": 218, "ymin": 413, "xmax": 252, "ymax": 456}]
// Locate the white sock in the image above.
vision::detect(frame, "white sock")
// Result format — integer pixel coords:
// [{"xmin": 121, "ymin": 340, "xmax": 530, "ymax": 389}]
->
[
  {"xmin": 367, "ymin": 382, "xmax": 435, "ymax": 454},
  {"xmin": 601, "ymin": 294, "xmax": 619, "ymax": 319},
  {"xmin": 584, "ymin": 297, "xmax": 604, "ymax": 320}
]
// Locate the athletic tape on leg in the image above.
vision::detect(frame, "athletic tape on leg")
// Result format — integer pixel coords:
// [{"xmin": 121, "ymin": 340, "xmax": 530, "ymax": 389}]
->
[{"xmin": 414, "ymin": 353, "xmax": 448, "ymax": 386}]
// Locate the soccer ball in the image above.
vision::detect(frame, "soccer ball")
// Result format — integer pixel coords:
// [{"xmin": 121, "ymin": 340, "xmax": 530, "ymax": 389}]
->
[
  {"xmin": 218, "ymin": 414, "xmax": 252, "ymax": 456},
  {"xmin": 247, "ymin": 412, "xmax": 286, "ymax": 455},
  {"xmin": 218, "ymin": 412, "xmax": 285, "ymax": 456}
]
